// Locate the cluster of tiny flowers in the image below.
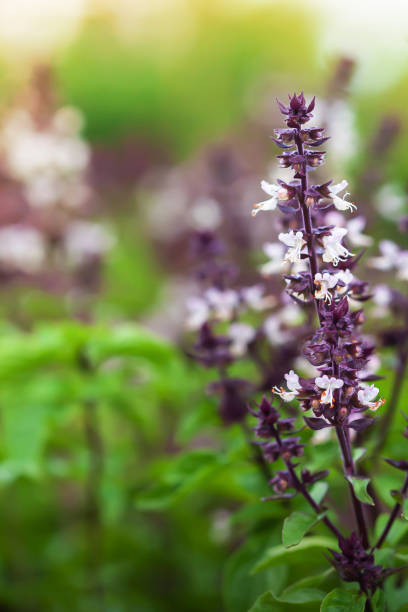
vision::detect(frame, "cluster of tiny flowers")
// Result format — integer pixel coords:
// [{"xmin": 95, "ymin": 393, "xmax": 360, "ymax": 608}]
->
[
  {"xmin": 329, "ymin": 533, "xmax": 384, "ymax": 595},
  {"xmin": 249, "ymin": 394, "xmax": 328, "ymax": 500},
  {"xmin": 249, "ymin": 93, "xmax": 394, "ymax": 590},
  {"xmin": 0, "ymin": 73, "xmax": 114, "ymax": 289},
  {"xmin": 186, "ymin": 230, "xmax": 309, "ymax": 424},
  {"xmin": 252, "ymin": 93, "xmax": 384, "ymax": 427}
]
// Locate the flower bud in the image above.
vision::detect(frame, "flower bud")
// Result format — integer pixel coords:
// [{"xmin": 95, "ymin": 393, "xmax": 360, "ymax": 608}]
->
[{"xmin": 338, "ymin": 406, "xmax": 348, "ymax": 420}]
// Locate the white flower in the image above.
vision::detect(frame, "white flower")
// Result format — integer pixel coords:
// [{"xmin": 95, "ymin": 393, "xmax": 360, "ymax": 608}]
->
[
  {"xmin": 0, "ymin": 225, "xmax": 46, "ymax": 273},
  {"xmin": 205, "ymin": 288, "xmax": 238, "ymax": 321},
  {"xmin": 375, "ymin": 184, "xmax": 405, "ymax": 220},
  {"xmin": 1, "ymin": 106, "xmax": 90, "ymax": 210},
  {"xmin": 64, "ymin": 222, "xmax": 114, "ymax": 265},
  {"xmin": 260, "ymin": 242, "xmax": 285, "ymax": 276},
  {"xmin": 252, "ymin": 181, "xmax": 287, "ymax": 216},
  {"xmin": 228, "ymin": 323, "xmax": 256, "ymax": 357},
  {"xmin": 241, "ymin": 285, "xmax": 276, "ymax": 310},
  {"xmin": 322, "ymin": 227, "xmax": 354, "ymax": 266},
  {"xmin": 279, "ymin": 302, "xmax": 303, "ymax": 325},
  {"xmin": 315, "ymin": 375, "xmax": 344, "ymax": 408},
  {"xmin": 329, "ymin": 179, "xmax": 357, "ymax": 212},
  {"xmin": 335, "ymin": 269, "xmax": 354, "ymax": 285},
  {"xmin": 357, "ymin": 385, "xmax": 384, "ymax": 411},
  {"xmin": 186, "ymin": 296, "xmax": 209, "ymax": 330},
  {"xmin": 368, "ymin": 240, "xmax": 400, "ymax": 271},
  {"xmin": 314, "ymin": 272, "xmax": 338, "ymax": 304},
  {"xmin": 278, "ymin": 230, "xmax": 306, "ymax": 264},
  {"xmin": 371, "ymin": 284, "xmax": 392, "ymax": 318},
  {"xmin": 273, "ymin": 369, "xmax": 301, "ymax": 402},
  {"xmin": 189, "ymin": 197, "xmax": 222, "ymax": 231},
  {"xmin": 263, "ymin": 314, "xmax": 290, "ymax": 345},
  {"xmin": 346, "ymin": 217, "xmax": 373, "ymax": 247},
  {"xmin": 325, "ymin": 211, "xmax": 345, "ymax": 228}
]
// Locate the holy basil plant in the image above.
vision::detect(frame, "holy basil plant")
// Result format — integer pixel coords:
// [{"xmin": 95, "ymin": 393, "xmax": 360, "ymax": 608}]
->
[{"xmin": 187, "ymin": 93, "xmax": 408, "ymax": 612}]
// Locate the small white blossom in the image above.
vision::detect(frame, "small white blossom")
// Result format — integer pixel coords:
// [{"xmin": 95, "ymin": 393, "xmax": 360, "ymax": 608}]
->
[
  {"xmin": 346, "ymin": 217, "xmax": 373, "ymax": 247},
  {"xmin": 64, "ymin": 222, "xmax": 114, "ymax": 265},
  {"xmin": 335, "ymin": 269, "xmax": 354, "ymax": 285},
  {"xmin": 273, "ymin": 369, "xmax": 301, "ymax": 402},
  {"xmin": 315, "ymin": 375, "xmax": 344, "ymax": 408},
  {"xmin": 375, "ymin": 184, "xmax": 405, "ymax": 220},
  {"xmin": 228, "ymin": 323, "xmax": 256, "ymax": 357},
  {"xmin": 205, "ymin": 288, "xmax": 238, "ymax": 321},
  {"xmin": 371, "ymin": 285, "xmax": 392, "ymax": 318},
  {"xmin": 189, "ymin": 197, "xmax": 222, "ymax": 231},
  {"xmin": 263, "ymin": 314, "xmax": 290, "ymax": 345},
  {"xmin": 279, "ymin": 302, "xmax": 303, "ymax": 326},
  {"xmin": 333, "ymin": 269, "xmax": 354, "ymax": 295},
  {"xmin": 357, "ymin": 385, "xmax": 384, "ymax": 411},
  {"xmin": 241, "ymin": 285, "xmax": 276, "ymax": 310},
  {"xmin": 2, "ymin": 107, "xmax": 90, "ymax": 210},
  {"xmin": 186, "ymin": 296, "xmax": 209, "ymax": 330},
  {"xmin": 322, "ymin": 227, "xmax": 354, "ymax": 266},
  {"xmin": 252, "ymin": 180, "xmax": 287, "ymax": 216},
  {"xmin": 260, "ymin": 242, "xmax": 285, "ymax": 276},
  {"xmin": 278, "ymin": 230, "xmax": 306, "ymax": 264},
  {"xmin": 0, "ymin": 225, "xmax": 46, "ymax": 273},
  {"xmin": 314, "ymin": 272, "xmax": 338, "ymax": 304},
  {"xmin": 368, "ymin": 240, "xmax": 400, "ymax": 271},
  {"xmin": 329, "ymin": 180, "xmax": 357, "ymax": 212}
]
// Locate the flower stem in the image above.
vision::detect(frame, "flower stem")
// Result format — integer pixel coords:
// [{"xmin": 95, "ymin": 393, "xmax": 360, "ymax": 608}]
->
[
  {"xmin": 285, "ymin": 459, "xmax": 342, "ymax": 539},
  {"xmin": 295, "ymin": 132, "xmax": 370, "ymax": 548},
  {"xmin": 335, "ymin": 424, "xmax": 370, "ymax": 549},
  {"xmin": 273, "ymin": 426, "xmax": 342, "ymax": 539}
]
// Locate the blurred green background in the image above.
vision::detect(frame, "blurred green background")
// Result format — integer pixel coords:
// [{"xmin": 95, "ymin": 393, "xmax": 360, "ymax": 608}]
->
[{"xmin": 0, "ymin": 1, "xmax": 405, "ymax": 610}]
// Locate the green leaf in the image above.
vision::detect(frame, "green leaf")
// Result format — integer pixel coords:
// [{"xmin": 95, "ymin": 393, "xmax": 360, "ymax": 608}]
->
[
  {"xmin": 371, "ymin": 588, "xmax": 386, "ymax": 612},
  {"xmin": 310, "ymin": 481, "xmax": 328, "ymax": 505},
  {"xmin": 282, "ymin": 511, "xmax": 325, "ymax": 548},
  {"xmin": 352, "ymin": 447, "xmax": 366, "ymax": 464},
  {"xmin": 252, "ymin": 536, "xmax": 337, "ymax": 574},
  {"xmin": 223, "ymin": 530, "xmax": 286, "ymax": 612},
  {"xmin": 248, "ymin": 592, "xmax": 283, "ymax": 612},
  {"xmin": 249, "ymin": 569, "xmax": 334, "ymax": 610},
  {"xmin": 136, "ymin": 449, "xmax": 228, "ymax": 510},
  {"xmin": 320, "ymin": 588, "xmax": 366, "ymax": 611},
  {"xmin": 346, "ymin": 476, "xmax": 374, "ymax": 506},
  {"xmin": 250, "ymin": 587, "xmax": 326, "ymax": 610}
]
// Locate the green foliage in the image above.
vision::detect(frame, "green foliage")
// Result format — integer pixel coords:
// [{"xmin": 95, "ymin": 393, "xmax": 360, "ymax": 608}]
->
[
  {"xmin": 282, "ymin": 511, "xmax": 326, "ymax": 548},
  {"xmin": 346, "ymin": 476, "xmax": 375, "ymax": 506},
  {"xmin": 55, "ymin": 2, "xmax": 318, "ymax": 157},
  {"xmin": 252, "ymin": 537, "xmax": 337, "ymax": 574},
  {"xmin": 320, "ymin": 588, "xmax": 366, "ymax": 611}
]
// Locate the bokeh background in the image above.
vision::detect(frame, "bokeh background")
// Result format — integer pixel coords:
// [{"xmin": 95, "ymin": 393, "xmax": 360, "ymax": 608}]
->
[{"xmin": 0, "ymin": 1, "xmax": 407, "ymax": 610}]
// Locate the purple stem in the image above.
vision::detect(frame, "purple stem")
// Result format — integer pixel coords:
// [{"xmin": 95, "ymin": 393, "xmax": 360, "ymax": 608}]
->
[
  {"xmin": 273, "ymin": 427, "xmax": 342, "ymax": 540},
  {"xmin": 295, "ymin": 132, "xmax": 370, "ymax": 549}
]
